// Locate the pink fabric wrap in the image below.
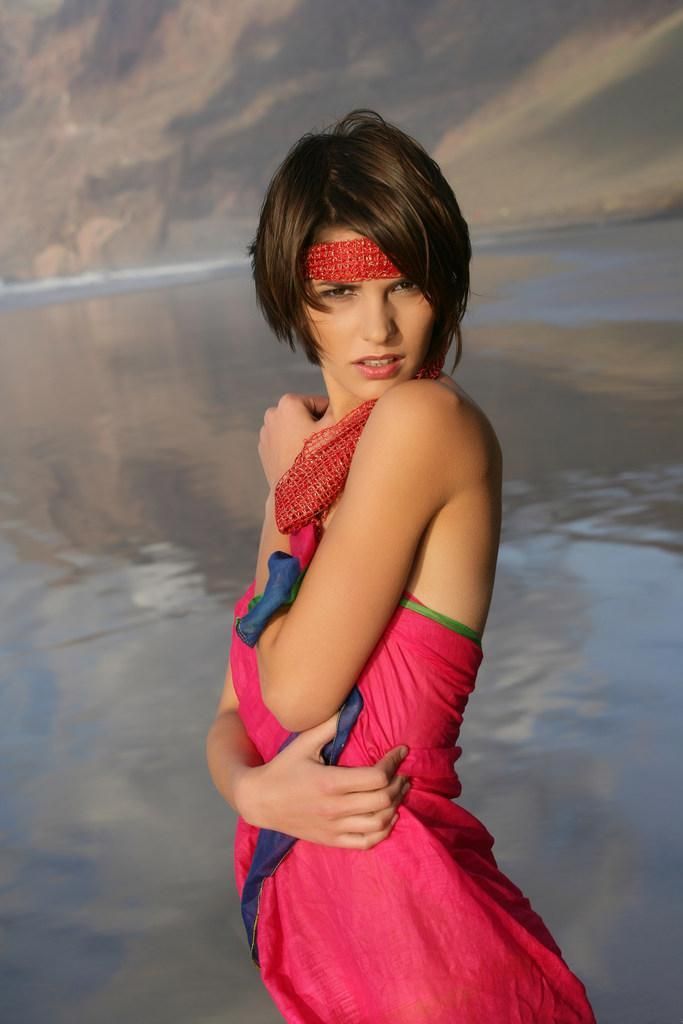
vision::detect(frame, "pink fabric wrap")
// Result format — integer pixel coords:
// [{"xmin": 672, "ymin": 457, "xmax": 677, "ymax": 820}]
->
[{"xmin": 229, "ymin": 523, "xmax": 596, "ymax": 1023}]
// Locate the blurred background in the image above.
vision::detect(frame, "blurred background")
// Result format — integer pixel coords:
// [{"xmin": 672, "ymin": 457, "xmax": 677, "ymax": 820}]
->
[
  {"xmin": 1, "ymin": 0, "xmax": 682, "ymax": 279},
  {"xmin": 1, "ymin": 2, "xmax": 682, "ymax": 1022}
]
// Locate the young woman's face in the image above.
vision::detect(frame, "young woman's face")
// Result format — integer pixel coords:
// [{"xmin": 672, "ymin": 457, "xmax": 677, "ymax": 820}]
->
[{"xmin": 303, "ymin": 226, "xmax": 437, "ymax": 410}]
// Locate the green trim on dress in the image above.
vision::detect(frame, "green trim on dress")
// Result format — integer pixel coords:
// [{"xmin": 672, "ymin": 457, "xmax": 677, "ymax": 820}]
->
[{"xmin": 398, "ymin": 596, "xmax": 482, "ymax": 646}]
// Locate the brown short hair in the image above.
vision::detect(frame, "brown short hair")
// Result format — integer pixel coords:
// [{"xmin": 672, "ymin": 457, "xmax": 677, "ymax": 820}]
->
[{"xmin": 247, "ymin": 108, "xmax": 471, "ymax": 372}]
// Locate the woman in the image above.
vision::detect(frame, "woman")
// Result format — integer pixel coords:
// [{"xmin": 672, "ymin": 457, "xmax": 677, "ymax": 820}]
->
[{"xmin": 206, "ymin": 109, "xmax": 596, "ymax": 1023}]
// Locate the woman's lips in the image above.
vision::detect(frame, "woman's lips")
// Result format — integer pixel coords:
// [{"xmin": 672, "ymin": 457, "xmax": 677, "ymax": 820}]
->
[{"xmin": 353, "ymin": 356, "xmax": 404, "ymax": 379}]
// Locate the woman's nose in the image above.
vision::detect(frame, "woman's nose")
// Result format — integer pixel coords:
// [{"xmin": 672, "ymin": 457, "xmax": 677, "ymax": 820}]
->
[{"xmin": 359, "ymin": 293, "xmax": 397, "ymax": 343}]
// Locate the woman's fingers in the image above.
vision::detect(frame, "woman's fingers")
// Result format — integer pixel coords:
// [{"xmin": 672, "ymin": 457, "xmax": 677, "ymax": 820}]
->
[
  {"xmin": 333, "ymin": 802, "xmax": 402, "ymax": 835},
  {"xmin": 333, "ymin": 814, "xmax": 401, "ymax": 849},
  {"xmin": 323, "ymin": 747, "xmax": 409, "ymax": 795},
  {"xmin": 331, "ymin": 771, "xmax": 410, "ymax": 819},
  {"xmin": 300, "ymin": 393, "xmax": 329, "ymax": 419},
  {"xmin": 281, "ymin": 723, "xmax": 411, "ymax": 847},
  {"xmin": 324, "ymin": 774, "xmax": 411, "ymax": 849}
]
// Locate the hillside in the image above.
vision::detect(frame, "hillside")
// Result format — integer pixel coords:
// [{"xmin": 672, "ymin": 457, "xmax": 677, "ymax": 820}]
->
[
  {"xmin": 0, "ymin": 0, "xmax": 680, "ymax": 279},
  {"xmin": 435, "ymin": 8, "xmax": 683, "ymax": 232}
]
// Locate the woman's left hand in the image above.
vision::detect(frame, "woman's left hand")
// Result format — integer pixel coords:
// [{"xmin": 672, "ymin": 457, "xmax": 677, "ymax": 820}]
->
[{"xmin": 258, "ymin": 392, "xmax": 330, "ymax": 490}]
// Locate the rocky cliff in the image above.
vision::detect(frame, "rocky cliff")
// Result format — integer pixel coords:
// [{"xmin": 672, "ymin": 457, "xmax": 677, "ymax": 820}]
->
[{"xmin": 1, "ymin": 0, "xmax": 681, "ymax": 279}]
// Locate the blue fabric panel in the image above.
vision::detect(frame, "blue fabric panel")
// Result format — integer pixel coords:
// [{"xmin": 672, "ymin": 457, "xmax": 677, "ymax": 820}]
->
[{"xmin": 235, "ymin": 549, "xmax": 304, "ymax": 648}]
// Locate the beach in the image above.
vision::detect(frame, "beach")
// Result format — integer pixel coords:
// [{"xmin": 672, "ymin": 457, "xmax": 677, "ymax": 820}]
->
[{"xmin": 1, "ymin": 215, "xmax": 681, "ymax": 1023}]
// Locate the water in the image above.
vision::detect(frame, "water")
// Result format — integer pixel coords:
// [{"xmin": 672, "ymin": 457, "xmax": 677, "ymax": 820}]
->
[
  {"xmin": 0, "ymin": 217, "xmax": 681, "ymax": 1022},
  {"xmin": 0, "ymin": 257, "xmax": 247, "ymax": 312}
]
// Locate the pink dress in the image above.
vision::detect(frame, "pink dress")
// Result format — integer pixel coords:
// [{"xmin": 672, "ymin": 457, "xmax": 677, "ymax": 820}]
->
[{"xmin": 229, "ymin": 521, "xmax": 596, "ymax": 1023}]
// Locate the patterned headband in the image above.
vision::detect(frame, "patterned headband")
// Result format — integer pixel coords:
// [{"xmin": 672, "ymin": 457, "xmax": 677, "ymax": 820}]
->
[{"xmin": 302, "ymin": 236, "xmax": 402, "ymax": 281}]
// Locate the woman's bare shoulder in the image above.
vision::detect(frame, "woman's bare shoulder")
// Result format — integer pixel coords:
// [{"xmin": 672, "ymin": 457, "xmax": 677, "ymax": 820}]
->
[
  {"xmin": 376, "ymin": 375, "xmax": 502, "ymax": 484},
  {"xmin": 442, "ymin": 377, "xmax": 501, "ymax": 471}
]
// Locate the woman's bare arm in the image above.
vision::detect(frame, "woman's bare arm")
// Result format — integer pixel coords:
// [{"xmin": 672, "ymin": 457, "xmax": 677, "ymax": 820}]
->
[
  {"xmin": 205, "ymin": 662, "xmax": 265, "ymax": 820},
  {"xmin": 255, "ymin": 380, "xmax": 493, "ymax": 732}
]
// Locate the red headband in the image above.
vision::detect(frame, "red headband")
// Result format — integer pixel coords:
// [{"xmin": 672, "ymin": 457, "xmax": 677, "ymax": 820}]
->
[{"xmin": 302, "ymin": 237, "xmax": 402, "ymax": 281}]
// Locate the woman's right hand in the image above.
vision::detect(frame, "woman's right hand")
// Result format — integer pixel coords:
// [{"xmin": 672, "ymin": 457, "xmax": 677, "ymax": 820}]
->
[{"xmin": 236, "ymin": 713, "xmax": 411, "ymax": 849}]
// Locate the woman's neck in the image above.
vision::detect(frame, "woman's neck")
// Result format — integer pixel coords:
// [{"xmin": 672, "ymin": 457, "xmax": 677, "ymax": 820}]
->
[
  {"xmin": 313, "ymin": 364, "xmax": 375, "ymax": 428},
  {"xmin": 315, "ymin": 385, "xmax": 376, "ymax": 430}
]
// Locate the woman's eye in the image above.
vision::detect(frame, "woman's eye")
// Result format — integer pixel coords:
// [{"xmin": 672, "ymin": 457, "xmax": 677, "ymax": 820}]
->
[
  {"xmin": 321, "ymin": 280, "xmax": 417, "ymax": 298},
  {"xmin": 322, "ymin": 287, "xmax": 353, "ymax": 298}
]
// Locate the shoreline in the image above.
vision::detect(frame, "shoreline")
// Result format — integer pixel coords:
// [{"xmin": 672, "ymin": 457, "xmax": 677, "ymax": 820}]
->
[{"xmin": 2, "ymin": 208, "xmax": 682, "ymax": 315}]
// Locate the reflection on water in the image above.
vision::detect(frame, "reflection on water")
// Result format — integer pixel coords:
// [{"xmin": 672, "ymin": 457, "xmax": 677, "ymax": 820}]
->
[
  {"xmin": 1, "ymin": 218, "xmax": 681, "ymax": 1023},
  {"xmin": 471, "ymin": 215, "xmax": 683, "ymax": 325}
]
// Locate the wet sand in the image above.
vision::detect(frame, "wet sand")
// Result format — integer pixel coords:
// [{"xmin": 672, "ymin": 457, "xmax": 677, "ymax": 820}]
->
[{"xmin": 0, "ymin": 216, "xmax": 681, "ymax": 1022}]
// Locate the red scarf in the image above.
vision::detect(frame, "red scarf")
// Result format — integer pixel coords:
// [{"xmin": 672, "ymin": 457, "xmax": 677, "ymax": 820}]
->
[{"xmin": 273, "ymin": 350, "xmax": 446, "ymax": 534}]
